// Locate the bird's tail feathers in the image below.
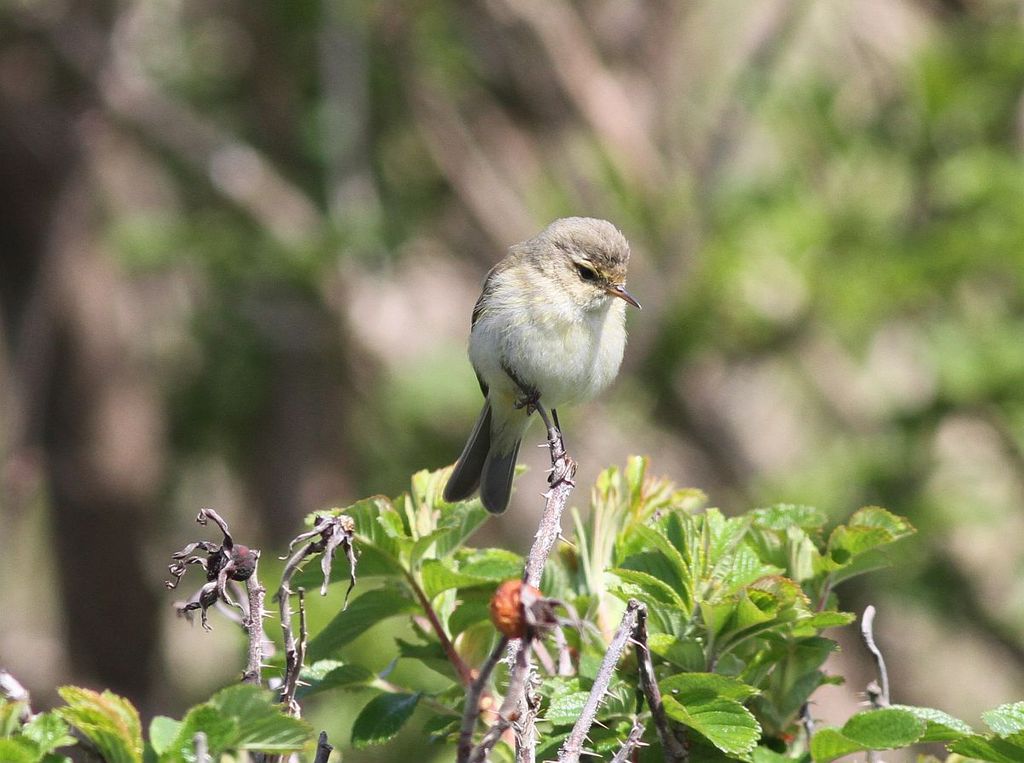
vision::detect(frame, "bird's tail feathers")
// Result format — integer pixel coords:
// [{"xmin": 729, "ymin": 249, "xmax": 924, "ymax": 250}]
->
[
  {"xmin": 443, "ymin": 403, "xmax": 492, "ymax": 504},
  {"xmin": 478, "ymin": 406, "xmax": 531, "ymax": 514}
]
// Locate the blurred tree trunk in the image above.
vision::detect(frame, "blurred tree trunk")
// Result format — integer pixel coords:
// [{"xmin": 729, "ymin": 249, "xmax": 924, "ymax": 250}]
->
[{"xmin": 0, "ymin": 12, "xmax": 164, "ymax": 705}]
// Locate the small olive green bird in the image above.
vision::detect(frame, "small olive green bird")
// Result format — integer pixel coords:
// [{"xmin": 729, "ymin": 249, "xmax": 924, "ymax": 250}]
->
[{"xmin": 443, "ymin": 217, "xmax": 640, "ymax": 514}]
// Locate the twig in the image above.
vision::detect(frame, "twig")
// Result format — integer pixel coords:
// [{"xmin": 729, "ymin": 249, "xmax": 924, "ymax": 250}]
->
[
  {"xmin": 277, "ymin": 514, "xmax": 357, "ymax": 714},
  {"xmin": 861, "ymin": 605, "xmax": 890, "ymax": 707},
  {"xmin": 558, "ymin": 600, "xmax": 642, "ymax": 763},
  {"xmin": 313, "ymin": 730, "xmax": 333, "ymax": 763},
  {"xmin": 861, "ymin": 605, "xmax": 890, "ymax": 763},
  {"xmin": 515, "ymin": 674, "xmax": 540, "ymax": 763},
  {"xmin": 468, "ymin": 639, "xmax": 534, "ymax": 763},
  {"xmin": 609, "ymin": 718, "xmax": 647, "ymax": 763},
  {"xmin": 193, "ymin": 731, "xmax": 208, "ymax": 763},
  {"xmin": 523, "ymin": 401, "xmax": 576, "ymax": 588},
  {"xmin": 408, "ymin": 571, "xmax": 475, "ymax": 686},
  {"xmin": 458, "ymin": 636, "xmax": 510, "ymax": 763},
  {"xmin": 635, "ymin": 605, "xmax": 688, "ymax": 761},
  {"xmin": 242, "ymin": 560, "xmax": 266, "ymax": 685}
]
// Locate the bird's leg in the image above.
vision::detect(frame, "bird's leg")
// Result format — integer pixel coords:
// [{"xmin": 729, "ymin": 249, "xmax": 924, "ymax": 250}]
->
[
  {"xmin": 534, "ymin": 402, "xmax": 575, "ymax": 488},
  {"xmin": 504, "ymin": 363, "xmax": 542, "ymax": 414}
]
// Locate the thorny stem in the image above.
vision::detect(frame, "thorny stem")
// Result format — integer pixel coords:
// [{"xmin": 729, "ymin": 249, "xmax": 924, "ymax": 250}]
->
[
  {"xmin": 505, "ymin": 401, "xmax": 575, "ymax": 755},
  {"xmin": 468, "ymin": 639, "xmax": 534, "ymax": 763},
  {"xmin": 558, "ymin": 600, "xmax": 642, "ymax": 763},
  {"xmin": 635, "ymin": 605, "xmax": 688, "ymax": 761},
  {"xmin": 280, "ymin": 586, "xmax": 308, "ymax": 716},
  {"xmin": 241, "ymin": 559, "xmax": 266, "ymax": 685},
  {"xmin": 407, "ymin": 571, "xmax": 474, "ymax": 686},
  {"xmin": 457, "ymin": 636, "xmax": 510, "ymax": 763},
  {"xmin": 609, "ymin": 718, "xmax": 647, "ymax": 763},
  {"xmin": 523, "ymin": 401, "xmax": 575, "ymax": 588}
]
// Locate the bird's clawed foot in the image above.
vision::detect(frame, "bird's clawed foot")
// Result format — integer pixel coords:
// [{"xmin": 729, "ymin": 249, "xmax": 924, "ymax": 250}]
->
[
  {"xmin": 548, "ymin": 453, "xmax": 576, "ymax": 488},
  {"xmin": 513, "ymin": 388, "xmax": 541, "ymax": 415}
]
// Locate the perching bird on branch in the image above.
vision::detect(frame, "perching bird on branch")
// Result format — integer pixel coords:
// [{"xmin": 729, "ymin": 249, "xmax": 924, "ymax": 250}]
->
[{"xmin": 443, "ymin": 217, "xmax": 640, "ymax": 514}]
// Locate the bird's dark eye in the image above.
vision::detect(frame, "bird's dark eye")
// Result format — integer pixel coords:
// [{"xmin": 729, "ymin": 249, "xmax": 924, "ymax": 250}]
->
[{"xmin": 576, "ymin": 263, "xmax": 599, "ymax": 282}]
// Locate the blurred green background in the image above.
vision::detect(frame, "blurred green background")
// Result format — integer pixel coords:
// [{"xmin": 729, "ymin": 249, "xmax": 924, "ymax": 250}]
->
[{"xmin": 2, "ymin": 0, "xmax": 1024, "ymax": 758}]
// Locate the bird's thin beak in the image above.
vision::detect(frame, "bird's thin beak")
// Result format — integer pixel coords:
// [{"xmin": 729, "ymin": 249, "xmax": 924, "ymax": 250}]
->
[{"xmin": 607, "ymin": 284, "xmax": 641, "ymax": 309}]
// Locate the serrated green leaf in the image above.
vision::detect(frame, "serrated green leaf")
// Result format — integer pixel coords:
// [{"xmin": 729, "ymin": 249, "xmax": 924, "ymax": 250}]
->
[
  {"xmin": 608, "ymin": 568, "xmax": 687, "ymax": 609},
  {"xmin": 949, "ymin": 731, "xmax": 1024, "ymax": 763},
  {"xmin": 982, "ymin": 701, "xmax": 1024, "ymax": 736},
  {"xmin": 296, "ymin": 661, "xmax": 374, "ymax": 698},
  {"xmin": 751, "ymin": 504, "xmax": 828, "ymax": 531},
  {"xmin": 209, "ymin": 685, "xmax": 312, "ymax": 752},
  {"xmin": 148, "ymin": 717, "xmax": 181, "ymax": 756},
  {"xmin": 660, "ymin": 673, "xmax": 760, "ymax": 702},
  {"xmin": 647, "ymin": 634, "xmax": 705, "ymax": 671},
  {"xmin": 351, "ymin": 693, "xmax": 421, "ymax": 749},
  {"xmin": 662, "ymin": 693, "xmax": 761, "ymax": 756},
  {"xmin": 0, "ymin": 701, "xmax": 28, "ymax": 736},
  {"xmin": 890, "ymin": 704, "xmax": 972, "ymax": 742},
  {"xmin": 545, "ymin": 691, "xmax": 590, "ymax": 726},
  {"xmin": 165, "ymin": 705, "xmax": 237, "ymax": 763},
  {"xmin": 308, "ymin": 588, "xmax": 416, "ymax": 661},
  {"xmin": 448, "ymin": 593, "xmax": 492, "ymax": 637},
  {"xmin": 459, "ymin": 549, "xmax": 524, "ymax": 580},
  {"xmin": 0, "ymin": 738, "xmax": 39, "ymax": 763},
  {"xmin": 810, "ymin": 728, "xmax": 864, "ymax": 762},
  {"xmin": 57, "ymin": 687, "xmax": 142, "ymax": 763},
  {"xmin": 420, "ymin": 559, "xmax": 490, "ymax": 598},
  {"xmin": 802, "ymin": 611, "xmax": 856, "ymax": 629},
  {"xmin": 21, "ymin": 712, "xmax": 75, "ymax": 755},
  {"xmin": 841, "ymin": 708, "xmax": 925, "ymax": 748}
]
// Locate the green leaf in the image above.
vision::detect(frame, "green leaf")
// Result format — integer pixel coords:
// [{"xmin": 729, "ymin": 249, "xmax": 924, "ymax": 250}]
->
[
  {"xmin": 890, "ymin": 704, "xmax": 973, "ymax": 742},
  {"xmin": 647, "ymin": 634, "xmax": 705, "ymax": 671},
  {"xmin": 0, "ymin": 738, "xmax": 40, "ymax": 763},
  {"xmin": 351, "ymin": 693, "xmax": 422, "ymax": 749},
  {"xmin": 608, "ymin": 568, "xmax": 687, "ymax": 610},
  {"xmin": 841, "ymin": 708, "xmax": 925, "ymax": 748},
  {"xmin": 801, "ymin": 611, "xmax": 856, "ymax": 629},
  {"xmin": 57, "ymin": 687, "xmax": 143, "ymax": 763},
  {"xmin": 308, "ymin": 588, "xmax": 416, "ymax": 661},
  {"xmin": 545, "ymin": 691, "xmax": 590, "ymax": 726},
  {"xmin": 148, "ymin": 717, "xmax": 181, "ymax": 756},
  {"xmin": 660, "ymin": 673, "xmax": 760, "ymax": 702},
  {"xmin": 420, "ymin": 559, "xmax": 490, "ymax": 598},
  {"xmin": 20, "ymin": 713, "xmax": 76, "ymax": 755},
  {"xmin": 751, "ymin": 504, "xmax": 827, "ymax": 531},
  {"xmin": 809, "ymin": 728, "xmax": 864, "ymax": 762},
  {"xmin": 208, "ymin": 684, "xmax": 312, "ymax": 752},
  {"xmin": 662, "ymin": 694, "xmax": 760, "ymax": 756},
  {"xmin": 296, "ymin": 661, "xmax": 374, "ymax": 698},
  {"xmin": 810, "ymin": 708, "xmax": 926, "ymax": 761},
  {"xmin": 983, "ymin": 701, "xmax": 1024, "ymax": 736},
  {"xmin": 448, "ymin": 592, "xmax": 492, "ymax": 637},
  {"xmin": 165, "ymin": 705, "xmax": 238, "ymax": 762},
  {"xmin": 950, "ymin": 731, "xmax": 1024, "ymax": 763},
  {"xmin": 459, "ymin": 549, "xmax": 524, "ymax": 580}
]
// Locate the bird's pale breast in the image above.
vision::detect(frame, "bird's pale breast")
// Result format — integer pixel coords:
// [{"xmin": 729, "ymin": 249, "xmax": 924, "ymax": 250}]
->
[{"xmin": 470, "ymin": 278, "xmax": 627, "ymax": 408}]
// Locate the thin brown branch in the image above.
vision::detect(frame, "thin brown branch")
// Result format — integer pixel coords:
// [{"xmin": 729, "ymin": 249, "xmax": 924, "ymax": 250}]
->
[
  {"xmin": 407, "ymin": 571, "xmax": 475, "ymax": 687},
  {"xmin": 241, "ymin": 560, "xmax": 266, "ymax": 685},
  {"xmin": 468, "ymin": 639, "xmax": 534, "ymax": 763},
  {"xmin": 558, "ymin": 599, "xmax": 642, "ymax": 763},
  {"xmin": 313, "ymin": 730, "xmax": 334, "ymax": 763},
  {"xmin": 635, "ymin": 605, "xmax": 688, "ymax": 761},
  {"xmin": 458, "ymin": 635, "xmax": 511, "ymax": 763}
]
